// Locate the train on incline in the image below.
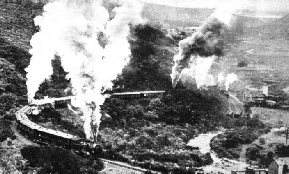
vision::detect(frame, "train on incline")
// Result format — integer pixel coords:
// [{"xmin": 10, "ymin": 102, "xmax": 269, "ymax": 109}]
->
[
  {"xmin": 15, "ymin": 96, "xmax": 103, "ymax": 156},
  {"xmin": 16, "ymin": 95, "xmax": 161, "ymax": 173}
]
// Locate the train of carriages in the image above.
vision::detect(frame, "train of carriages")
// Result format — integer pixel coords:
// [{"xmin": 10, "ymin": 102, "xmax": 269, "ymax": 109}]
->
[
  {"xmin": 15, "ymin": 97, "xmax": 102, "ymax": 156},
  {"xmin": 15, "ymin": 89, "xmax": 240, "ymax": 158}
]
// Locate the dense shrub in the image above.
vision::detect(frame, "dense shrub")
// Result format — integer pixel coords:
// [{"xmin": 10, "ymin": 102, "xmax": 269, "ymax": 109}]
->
[
  {"xmin": 259, "ymin": 138, "xmax": 266, "ymax": 145},
  {"xmin": 246, "ymin": 145, "xmax": 262, "ymax": 161},
  {"xmin": 237, "ymin": 61, "xmax": 248, "ymax": 67},
  {"xmin": 0, "ymin": 93, "xmax": 18, "ymax": 115},
  {"xmin": 135, "ymin": 135, "xmax": 154, "ymax": 149},
  {"xmin": 78, "ymin": 157, "xmax": 104, "ymax": 174},
  {"xmin": 21, "ymin": 146, "xmax": 80, "ymax": 174},
  {"xmin": 211, "ymin": 118, "xmax": 269, "ymax": 159},
  {"xmin": 275, "ymin": 144, "xmax": 289, "ymax": 157},
  {"xmin": 245, "ymin": 145, "xmax": 273, "ymax": 168},
  {"xmin": 35, "ymin": 57, "xmax": 71, "ymax": 99},
  {"xmin": 0, "ymin": 38, "xmax": 32, "ymax": 75},
  {"xmin": 0, "ymin": 120, "xmax": 16, "ymax": 142}
]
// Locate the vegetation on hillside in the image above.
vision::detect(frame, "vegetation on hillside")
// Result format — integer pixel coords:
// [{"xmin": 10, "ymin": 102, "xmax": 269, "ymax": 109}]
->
[
  {"xmin": 21, "ymin": 146, "xmax": 104, "ymax": 174},
  {"xmin": 0, "ymin": 58, "xmax": 25, "ymax": 145},
  {"xmin": 112, "ymin": 24, "xmax": 175, "ymax": 91},
  {"xmin": 210, "ymin": 118, "xmax": 270, "ymax": 160},
  {"xmin": 35, "ymin": 56, "xmax": 72, "ymax": 99},
  {"xmin": 0, "ymin": 1, "xmax": 248, "ymax": 173}
]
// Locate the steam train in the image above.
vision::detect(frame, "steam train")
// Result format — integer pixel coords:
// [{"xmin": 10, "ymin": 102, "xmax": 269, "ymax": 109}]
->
[
  {"xmin": 110, "ymin": 91, "xmax": 166, "ymax": 99},
  {"xmin": 216, "ymin": 86, "xmax": 229, "ymax": 98},
  {"xmin": 15, "ymin": 97, "xmax": 102, "ymax": 156}
]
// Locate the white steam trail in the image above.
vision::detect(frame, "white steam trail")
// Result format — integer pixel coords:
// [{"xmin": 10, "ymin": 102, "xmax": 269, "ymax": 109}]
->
[
  {"xmin": 176, "ymin": 3, "xmax": 240, "ymax": 90},
  {"xmin": 26, "ymin": 0, "xmax": 144, "ymax": 140},
  {"xmin": 224, "ymin": 73, "xmax": 238, "ymax": 91},
  {"xmin": 183, "ymin": 56, "xmax": 216, "ymax": 89}
]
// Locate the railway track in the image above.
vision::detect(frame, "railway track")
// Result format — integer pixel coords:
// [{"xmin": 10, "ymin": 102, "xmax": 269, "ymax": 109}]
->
[
  {"xmin": 228, "ymin": 93, "xmax": 244, "ymax": 116},
  {"xmin": 15, "ymin": 97, "xmax": 159, "ymax": 174},
  {"xmin": 99, "ymin": 158, "xmax": 160, "ymax": 174}
]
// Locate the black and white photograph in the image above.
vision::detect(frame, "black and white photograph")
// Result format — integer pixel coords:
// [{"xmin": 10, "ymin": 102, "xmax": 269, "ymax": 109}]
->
[{"xmin": 1, "ymin": 0, "xmax": 289, "ymax": 173}]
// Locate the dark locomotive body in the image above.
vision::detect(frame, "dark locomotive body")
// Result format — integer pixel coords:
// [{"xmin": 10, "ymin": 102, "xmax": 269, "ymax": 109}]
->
[{"xmin": 15, "ymin": 97, "xmax": 102, "ymax": 156}]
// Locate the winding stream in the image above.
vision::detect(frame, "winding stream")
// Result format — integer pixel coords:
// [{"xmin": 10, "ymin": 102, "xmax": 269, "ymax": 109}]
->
[{"xmin": 188, "ymin": 132, "xmax": 249, "ymax": 174}]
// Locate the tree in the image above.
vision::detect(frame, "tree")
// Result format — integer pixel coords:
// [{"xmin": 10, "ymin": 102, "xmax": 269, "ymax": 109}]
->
[
  {"xmin": 35, "ymin": 56, "xmax": 71, "ymax": 99},
  {"xmin": 112, "ymin": 24, "xmax": 175, "ymax": 92}
]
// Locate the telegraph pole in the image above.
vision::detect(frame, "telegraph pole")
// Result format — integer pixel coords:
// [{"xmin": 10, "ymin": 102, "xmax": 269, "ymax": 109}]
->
[
  {"xmin": 286, "ymin": 123, "xmax": 288, "ymax": 146},
  {"xmin": 286, "ymin": 128, "xmax": 288, "ymax": 146}
]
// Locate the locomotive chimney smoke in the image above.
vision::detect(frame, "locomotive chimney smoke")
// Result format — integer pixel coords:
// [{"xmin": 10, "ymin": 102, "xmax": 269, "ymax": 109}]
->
[
  {"xmin": 217, "ymin": 73, "xmax": 225, "ymax": 84},
  {"xmin": 217, "ymin": 73, "xmax": 238, "ymax": 91},
  {"xmin": 26, "ymin": 0, "xmax": 144, "ymax": 140},
  {"xmin": 170, "ymin": 0, "xmax": 245, "ymax": 89},
  {"xmin": 225, "ymin": 73, "xmax": 238, "ymax": 91},
  {"xmin": 171, "ymin": 17, "xmax": 227, "ymax": 88}
]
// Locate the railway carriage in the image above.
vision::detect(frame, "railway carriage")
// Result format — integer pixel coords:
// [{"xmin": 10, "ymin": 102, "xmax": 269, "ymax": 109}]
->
[{"xmin": 15, "ymin": 97, "xmax": 103, "ymax": 156}]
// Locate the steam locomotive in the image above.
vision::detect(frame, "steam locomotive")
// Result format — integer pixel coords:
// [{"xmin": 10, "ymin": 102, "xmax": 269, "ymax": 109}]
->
[
  {"xmin": 216, "ymin": 86, "xmax": 229, "ymax": 98},
  {"xmin": 15, "ymin": 97, "xmax": 102, "ymax": 156}
]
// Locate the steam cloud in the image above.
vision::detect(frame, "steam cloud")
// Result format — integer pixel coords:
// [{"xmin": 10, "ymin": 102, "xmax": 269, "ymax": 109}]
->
[
  {"xmin": 171, "ymin": 18, "xmax": 227, "ymax": 88},
  {"xmin": 26, "ymin": 0, "xmax": 144, "ymax": 140},
  {"xmin": 171, "ymin": 8, "xmax": 238, "ymax": 90}
]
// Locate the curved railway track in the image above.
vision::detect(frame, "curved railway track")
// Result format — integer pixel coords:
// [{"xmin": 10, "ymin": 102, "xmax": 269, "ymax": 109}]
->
[
  {"xmin": 15, "ymin": 97, "xmax": 159, "ymax": 174},
  {"xmin": 228, "ymin": 93, "xmax": 244, "ymax": 116}
]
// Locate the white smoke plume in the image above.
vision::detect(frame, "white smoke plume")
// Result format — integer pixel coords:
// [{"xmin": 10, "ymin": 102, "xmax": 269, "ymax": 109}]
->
[
  {"xmin": 217, "ymin": 73, "xmax": 225, "ymax": 84},
  {"xmin": 26, "ymin": 0, "xmax": 144, "ymax": 140},
  {"xmin": 171, "ymin": 18, "xmax": 227, "ymax": 89},
  {"xmin": 182, "ymin": 56, "xmax": 216, "ymax": 89},
  {"xmin": 171, "ymin": 3, "xmax": 240, "ymax": 90},
  {"xmin": 217, "ymin": 73, "xmax": 238, "ymax": 91},
  {"xmin": 224, "ymin": 73, "xmax": 238, "ymax": 91}
]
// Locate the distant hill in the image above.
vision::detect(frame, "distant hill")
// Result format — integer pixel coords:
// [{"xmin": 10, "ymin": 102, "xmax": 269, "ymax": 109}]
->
[
  {"xmin": 142, "ymin": 3, "xmax": 213, "ymax": 28},
  {"xmin": 230, "ymin": 14, "xmax": 265, "ymax": 36},
  {"xmin": 254, "ymin": 14, "xmax": 289, "ymax": 40}
]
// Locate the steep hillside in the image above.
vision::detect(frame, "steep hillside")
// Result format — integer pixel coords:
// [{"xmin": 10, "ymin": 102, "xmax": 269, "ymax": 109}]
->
[
  {"xmin": 0, "ymin": 1, "xmax": 43, "ymax": 51},
  {"xmin": 230, "ymin": 14, "xmax": 265, "ymax": 37},
  {"xmin": 0, "ymin": 1, "xmax": 44, "ymax": 75},
  {"xmin": 0, "ymin": 58, "xmax": 26, "ymax": 113}
]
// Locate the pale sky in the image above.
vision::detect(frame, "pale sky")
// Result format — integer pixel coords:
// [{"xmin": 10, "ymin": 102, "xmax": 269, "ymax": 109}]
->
[{"xmin": 140, "ymin": 0, "xmax": 289, "ymax": 16}]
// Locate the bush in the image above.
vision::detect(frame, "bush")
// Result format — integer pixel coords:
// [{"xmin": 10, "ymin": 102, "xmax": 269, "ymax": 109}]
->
[
  {"xmin": 78, "ymin": 157, "xmax": 104, "ymax": 174},
  {"xmin": 246, "ymin": 145, "xmax": 262, "ymax": 161},
  {"xmin": 0, "ymin": 120, "xmax": 16, "ymax": 142},
  {"xmin": 135, "ymin": 135, "xmax": 154, "ymax": 149},
  {"xmin": 259, "ymin": 138, "xmax": 266, "ymax": 145},
  {"xmin": 156, "ymin": 134, "xmax": 171, "ymax": 147},
  {"xmin": 237, "ymin": 61, "xmax": 248, "ymax": 67},
  {"xmin": 21, "ymin": 146, "xmax": 80, "ymax": 174},
  {"xmin": 0, "ymin": 93, "xmax": 18, "ymax": 115},
  {"xmin": 275, "ymin": 144, "xmax": 289, "ymax": 157},
  {"xmin": 210, "ymin": 125, "xmax": 266, "ymax": 159}
]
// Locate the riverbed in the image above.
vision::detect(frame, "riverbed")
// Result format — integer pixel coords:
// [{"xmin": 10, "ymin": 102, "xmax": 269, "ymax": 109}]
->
[{"xmin": 188, "ymin": 132, "xmax": 249, "ymax": 174}]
